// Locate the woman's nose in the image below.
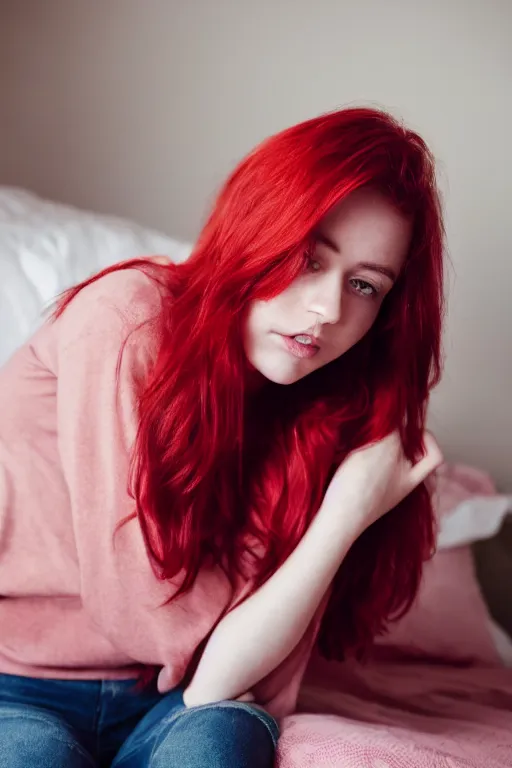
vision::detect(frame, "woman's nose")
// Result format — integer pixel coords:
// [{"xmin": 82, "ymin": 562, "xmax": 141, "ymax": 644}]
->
[{"xmin": 307, "ymin": 278, "xmax": 342, "ymax": 325}]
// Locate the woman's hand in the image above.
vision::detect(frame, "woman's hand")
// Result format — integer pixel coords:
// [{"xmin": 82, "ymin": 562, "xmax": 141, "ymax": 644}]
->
[{"xmin": 321, "ymin": 431, "xmax": 443, "ymax": 537}]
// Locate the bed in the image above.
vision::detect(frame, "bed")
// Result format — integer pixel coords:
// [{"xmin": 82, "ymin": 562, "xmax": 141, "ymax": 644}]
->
[{"xmin": 2, "ymin": 186, "xmax": 511, "ymax": 767}]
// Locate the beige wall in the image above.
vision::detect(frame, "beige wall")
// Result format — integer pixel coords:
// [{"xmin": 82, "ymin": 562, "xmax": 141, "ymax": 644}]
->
[{"xmin": 1, "ymin": 0, "xmax": 511, "ymax": 489}]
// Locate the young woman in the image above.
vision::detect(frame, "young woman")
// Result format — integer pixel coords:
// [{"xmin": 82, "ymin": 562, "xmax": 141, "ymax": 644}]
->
[{"xmin": 0, "ymin": 107, "xmax": 444, "ymax": 767}]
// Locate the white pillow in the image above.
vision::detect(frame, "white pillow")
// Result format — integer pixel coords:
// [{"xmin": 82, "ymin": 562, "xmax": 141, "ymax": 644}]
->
[
  {"xmin": 437, "ymin": 495, "xmax": 512, "ymax": 550},
  {"xmin": 0, "ymin": 186, "xmax": 192, "ymax": 364}
]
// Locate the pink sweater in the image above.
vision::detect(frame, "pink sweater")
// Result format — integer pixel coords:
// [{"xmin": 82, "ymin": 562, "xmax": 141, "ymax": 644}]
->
[{"xmin": 0, "ymin": 269, "xmax": 322, "ymax": 718}]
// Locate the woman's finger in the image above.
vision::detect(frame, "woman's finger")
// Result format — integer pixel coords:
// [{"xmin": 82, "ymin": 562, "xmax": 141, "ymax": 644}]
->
[
  {"xmin": 235, "ymin": 691, "xmax": 256, "ymax": 703},
  {"xmin": 405, "ymin": 432, "xmax": 443, "ymax": 493}
]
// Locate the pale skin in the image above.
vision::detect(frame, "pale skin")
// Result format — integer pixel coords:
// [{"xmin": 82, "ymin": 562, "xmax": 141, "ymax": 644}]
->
[{"xmin": 153, "ymin": 188, "xmax": 443, "ymax": 707}]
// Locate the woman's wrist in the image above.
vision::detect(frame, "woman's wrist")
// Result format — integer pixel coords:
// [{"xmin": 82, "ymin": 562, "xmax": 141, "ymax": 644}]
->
[{"xmin": 316, "ymin": 484, "xmax": 373, "ymax": 542}]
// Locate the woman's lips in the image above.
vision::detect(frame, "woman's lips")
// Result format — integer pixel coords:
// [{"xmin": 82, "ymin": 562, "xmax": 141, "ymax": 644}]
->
[{"xmin": 281, "ymin": 334, "xmax": 320, "ymax": 359}]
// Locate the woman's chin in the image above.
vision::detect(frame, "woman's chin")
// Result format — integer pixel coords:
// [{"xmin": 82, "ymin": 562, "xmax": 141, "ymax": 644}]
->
[
  {"xmin": 245, "ymin": 344, "xmax": 319, "ymax": 387},
  {"xmin": 254, "ymin": 362, "xmax": 309, "ymax": 386}
]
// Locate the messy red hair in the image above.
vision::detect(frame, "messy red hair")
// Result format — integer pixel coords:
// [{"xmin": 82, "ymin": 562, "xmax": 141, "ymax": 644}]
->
[{"xmin": 56, "ymin": 107, "xmax": 444, "ymax": 661}]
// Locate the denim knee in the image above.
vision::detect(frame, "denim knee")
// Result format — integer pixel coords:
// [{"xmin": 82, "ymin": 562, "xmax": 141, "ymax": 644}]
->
[
  {"xmin": 0, "ymin": 704, "xmax": 94, "ymax": 768},
  {"xmin": 151, "ymin": 700, "xmax": 279, "ymax": 767}
]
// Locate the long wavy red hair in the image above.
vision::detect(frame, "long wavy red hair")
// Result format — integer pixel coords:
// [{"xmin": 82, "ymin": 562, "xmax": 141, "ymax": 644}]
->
[{"xmin": 55, "ymin": 107, "xmax": 444, "ymax": 662}]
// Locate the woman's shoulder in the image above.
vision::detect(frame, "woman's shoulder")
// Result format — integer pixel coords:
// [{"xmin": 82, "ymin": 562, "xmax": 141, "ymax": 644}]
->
[
  {"xmin": 69, "ymin": 267, "xmax": 164, "ymax": 326},
  {"xmin": 44, "ymin": 266, "xmax": 166, "ymax": 372},
  {"xmin": 52, "ymin": 266, "xmax": 166, "ymax": 344}
]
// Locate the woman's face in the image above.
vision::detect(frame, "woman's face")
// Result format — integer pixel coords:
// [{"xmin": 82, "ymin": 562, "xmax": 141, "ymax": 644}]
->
[{"xmin": 244, "ymin": 188, "xmax": 412, "ymax": 385}]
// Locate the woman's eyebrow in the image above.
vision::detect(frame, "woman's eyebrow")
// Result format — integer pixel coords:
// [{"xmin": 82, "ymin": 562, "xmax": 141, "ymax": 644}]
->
[
  {"xmin": 355, "ymin": 261, "xmax": 397, "ymax": 282},
  {"xmin": 314, "ymin": 230, "xmax": 340, "ymax": 253},
  {"xmin": 314, "ymin": 231, "xmax": 397, "ymax": 282}
]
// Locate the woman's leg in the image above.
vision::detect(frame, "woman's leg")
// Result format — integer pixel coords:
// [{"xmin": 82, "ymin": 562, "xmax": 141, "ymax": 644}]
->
[
  {"xmin": 0, "ymin": 674, "xmax": 97, "ymax": 767},
  {"xmin": 0, "ymin": 703, "xmax": 96, "ymax": 767},
  {"xmin": 112, "ymin": 689, "xmax": 278, "ymax": 768}
]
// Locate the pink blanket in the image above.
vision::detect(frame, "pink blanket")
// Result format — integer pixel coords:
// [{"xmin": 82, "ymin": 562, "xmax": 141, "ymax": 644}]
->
[{"xmin": 278, "ymin": 658, "xmax": 512, "ymax": 767}]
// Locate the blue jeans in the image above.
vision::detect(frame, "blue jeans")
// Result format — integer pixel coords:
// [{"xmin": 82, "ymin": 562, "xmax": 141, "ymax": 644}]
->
[{"xmin": 0, "ymin": 674, "xmax": 279, "ymax": 767}]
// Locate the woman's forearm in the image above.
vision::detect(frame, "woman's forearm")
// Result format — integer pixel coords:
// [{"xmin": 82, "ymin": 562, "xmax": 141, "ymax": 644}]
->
[{"xmin": 183, "ymin": 495, "xmax": 360, "ymax": 707}]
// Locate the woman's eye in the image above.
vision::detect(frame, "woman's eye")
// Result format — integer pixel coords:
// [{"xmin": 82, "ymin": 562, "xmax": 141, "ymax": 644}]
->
[
  {"xmin": 304, "ymin": 252, "xmax": 322, "ymax": 272},
  {"xmin": 349, "ymin": 278, "xmax": 378, "ymax": 297}
]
